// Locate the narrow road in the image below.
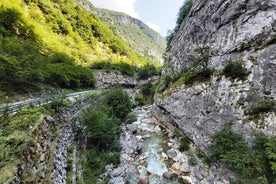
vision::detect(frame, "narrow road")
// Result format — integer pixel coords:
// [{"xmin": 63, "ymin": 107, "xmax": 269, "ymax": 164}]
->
[{"xmin": 0, "ymin": 89, "xmax": 99, "ymax": 113}]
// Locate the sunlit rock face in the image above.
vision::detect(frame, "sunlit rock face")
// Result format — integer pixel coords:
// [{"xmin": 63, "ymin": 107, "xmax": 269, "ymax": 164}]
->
[{"xmin": 153, "ymin": 0, "xmax": 276, "ymax": 153}]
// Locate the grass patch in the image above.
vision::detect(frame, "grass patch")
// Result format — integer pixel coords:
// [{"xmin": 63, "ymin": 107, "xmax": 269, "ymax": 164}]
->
[
  {"xmin": 0, "ymin": 106, "xmax": 45, "ymax": 183},
  {"xmin": 176, "ymin": 68, "xmax": 214, "ymax": 87},
  {"xmin": 248, "ymin": 99, "xmax": 276, "ymax": 117},
  {"xmin": 178, "ymin": 136, "xmax": 191, "ymax": 152}
]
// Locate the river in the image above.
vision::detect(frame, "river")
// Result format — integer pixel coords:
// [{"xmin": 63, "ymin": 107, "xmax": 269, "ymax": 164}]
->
[{"xmin": 108, "ymin": 106, "xmax": 189, "ymax": 184}]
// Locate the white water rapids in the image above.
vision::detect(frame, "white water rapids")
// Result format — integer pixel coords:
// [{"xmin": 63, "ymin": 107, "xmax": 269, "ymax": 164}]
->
[{"xmin": 108, "ymin": 106, "xmax": 182, "ymax": 183}]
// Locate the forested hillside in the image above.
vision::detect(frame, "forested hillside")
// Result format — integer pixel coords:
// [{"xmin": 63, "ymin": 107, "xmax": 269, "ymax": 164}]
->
[
  {"xmin": 0, "ymin": 0, "xmax": 153, "ymax": 94},
  {"xmin": 77, "ymin": 0, "xmax": 166, "ymax": 64}
]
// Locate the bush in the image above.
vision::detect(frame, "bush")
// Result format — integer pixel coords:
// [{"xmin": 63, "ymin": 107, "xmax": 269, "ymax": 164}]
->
[
  {"xmin": 83, "ymin": 148, "xmax": 120, "ymax": 183},
  {"xmin": 104, "ymin": 86, "xmax": 132, "ymax": 120},
  {"xmin": 91, "ymin": 61, "xmax": 136, "ymax": 76},
  {"xmin": 179, "ymin": 136, "xmax": 191, "ymax": 152},
  {"xmin": 265, "ymin": 136, "xmax": 276, "ymax": 174},
  {"xmin": 135, "ymin": 82, "xmax": 156, "ymax": 105},
  {"xmin": 210, "ymin": 128, "xmax": 265, "ymax": 178},
  {"xmin": 137, "ymin": 64, "xmax": 159, "ymax": 80},
  {"xmin": 249, "ymin": 99, "xmax": 276, "ymax": 117},
  {"xmin": 184, "ymin": 68, "xmax": 214, "ymax": 85},
  {"xmin": 157, "ymin": 75, "xmax": 173, "ymax": 92},
  {"xmin": 82, "ymin": 109, "xmax": 120, "ymax": 150},
  {"xmin": 46, "ymin": 63, "xmax": 96, "ymax": 89},
  {"xmin": 125, "ymin": 113, "xmax": 137, "ymax": 124},
  {"xmin": 223, "ymin": 61, "xmax": 249, "ymax": 80}
]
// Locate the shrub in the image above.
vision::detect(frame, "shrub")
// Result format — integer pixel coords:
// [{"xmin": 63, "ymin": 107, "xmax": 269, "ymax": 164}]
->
[
  {"xmin": 125, "ymin": 113, "xmax": 137, "ymax": 124},
  {"xmin": 183, "ymin": 68, "xmax": 213, "ymax": 85},
  {"xmin": 46, "ymin": 63, "xmax": 96, "ymax": 89},
  {"xmin": 0, "ymin": 8, "xmax": 21, "ymax": 32},
  {"xmin": 179, "ymin": 136, "xmax": 191, "ymax": 152},
  {"xmin": 223, "ymin": 61, "xmax": 248, "ymax": 80},
  {"xmin": 104, "ymin": 86, "xmax": 132, "ymax": 120},
  {"xmin": 210, "ymin": 128, "xmax": 264, "ymax": 178},
  {"xmin": 83, "ymin": 148, "xmax": 120, "ymax": 183},
  {"xmin": 82, "ymin": 109, "xmax": 120, "ymax": 150},
  {"xmin": 265, "ymin": 136, "xmax": 276, "ymax": 174},
  {"xmin": 137, "ymin": 64, "xmax": 159, "ymax": 80},
  {"xmin": 91, "ymin": 61, "xmax": 137, "ymax": 76},
  {"xmin": 157, "ymin": 75, "xmax": 173, "ymax": 92},
  {"xmin": 49, "ymin": 52, "xmax": 74, "ymax": 65},
  {"xmin": 249, "ymin": 99, "xmax": 276, "ymax": 117},
  {"xmin": 135, "ymin": 82, "xmax": 157, "ymax": 105}
]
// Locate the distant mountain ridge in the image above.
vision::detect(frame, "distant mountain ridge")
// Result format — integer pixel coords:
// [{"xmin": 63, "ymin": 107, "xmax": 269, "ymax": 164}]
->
[{"xmin": 77, "ymin": 0, "xmax": 166, "ymax": 64}]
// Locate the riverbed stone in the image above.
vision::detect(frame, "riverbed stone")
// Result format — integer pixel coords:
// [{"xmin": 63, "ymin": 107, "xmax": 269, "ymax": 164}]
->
[
  {"xmin": 167, "ymin": 149, "xmax": 177, "ymax": 158},
  {"xmin": 126, "ymin": 123, "xmax": 139, "ymax": 134},
  {"xmin": 182, "ymin": 176, "xmax": 192, "ymax": 184},
  {"xmin": 112, "ymin": 168, "xmax": 123, "ymax": 177},
  {"xmin": 162, "ymin": 171, "xmax": 177, "ymax": 179},
  {"xmin": 161, "ymin": 152, "xmax": 168, "ymax": 160}
]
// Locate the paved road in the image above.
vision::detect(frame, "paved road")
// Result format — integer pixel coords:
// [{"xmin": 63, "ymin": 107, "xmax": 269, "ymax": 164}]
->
[{"xmin": 0, "ymin": 90, "xmax": 98, "ymax": 114}]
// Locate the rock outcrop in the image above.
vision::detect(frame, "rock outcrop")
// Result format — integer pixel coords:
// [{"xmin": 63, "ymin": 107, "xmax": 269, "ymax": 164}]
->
[
  {"xmin": 153, "ymin": 0, "xmax": 275, "ymax": 153},
  {"xmin": 93, "ymin": 69, "xmax": 159, "ymax": 99}
]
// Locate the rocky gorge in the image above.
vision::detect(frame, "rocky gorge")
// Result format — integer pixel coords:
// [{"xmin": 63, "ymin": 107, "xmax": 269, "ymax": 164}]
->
[
  {"xmin": 105, "ymin": 106, "xmax": 235, "ymax": 184},
  {"xmin": 4, "ymin": 0, "xmax": 275, "ymax": 183}
]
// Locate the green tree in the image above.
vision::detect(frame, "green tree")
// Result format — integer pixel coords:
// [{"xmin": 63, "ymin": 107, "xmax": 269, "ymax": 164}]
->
[
  {"xmin": 83, "ymin": 110, "xmax": 120, "ymax": 150},
  {"xmin": 104, "ymin": 86, "xmax": 132, "ymax": 120}
]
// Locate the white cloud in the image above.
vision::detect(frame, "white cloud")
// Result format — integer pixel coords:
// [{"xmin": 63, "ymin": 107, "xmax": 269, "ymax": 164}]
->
[
  {"xmin": 90, "ymin": 0, "xmax": 139, "ymax": 18},
  {"xmin": 146, "ymin": 21, "xmax": 160, "ymax": 33}
]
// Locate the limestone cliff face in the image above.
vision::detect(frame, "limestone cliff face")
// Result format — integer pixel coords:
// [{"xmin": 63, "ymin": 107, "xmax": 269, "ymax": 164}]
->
[{"xmin": 153, "ymin": 0, "xmax": 276, "ymax": 152}]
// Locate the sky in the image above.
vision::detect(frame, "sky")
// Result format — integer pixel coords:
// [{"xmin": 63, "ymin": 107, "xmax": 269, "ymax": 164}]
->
[{"xmin": 89, "ymin": 0, "xmax": 184, "ymax": 37}]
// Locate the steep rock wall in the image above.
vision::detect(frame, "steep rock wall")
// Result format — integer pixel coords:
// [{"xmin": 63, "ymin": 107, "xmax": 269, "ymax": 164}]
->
[{"xmin": 153, "ymin": 0, "xmax": 276, "ymax": 153}]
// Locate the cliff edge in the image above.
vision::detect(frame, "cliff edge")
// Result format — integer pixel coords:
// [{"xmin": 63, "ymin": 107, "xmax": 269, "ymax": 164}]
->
[{"xmin": 153, "ymin": 0, "xmax": 275, "ymax": 157}]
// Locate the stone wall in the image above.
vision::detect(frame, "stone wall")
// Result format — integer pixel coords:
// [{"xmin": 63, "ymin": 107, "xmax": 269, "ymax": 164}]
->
[{"xmin": 13, "ymin": 96, "xmax": 95, "ymax": 183}]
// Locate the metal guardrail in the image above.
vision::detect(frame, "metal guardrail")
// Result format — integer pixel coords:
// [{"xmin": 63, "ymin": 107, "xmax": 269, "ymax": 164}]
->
[{"xmin": 0, "ymin": 90, "xmax": 98, "ymax": 114}]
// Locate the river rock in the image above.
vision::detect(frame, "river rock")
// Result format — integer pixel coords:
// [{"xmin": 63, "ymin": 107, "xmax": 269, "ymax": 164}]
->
[
  {"xmin": 112, "ymin": 167, "xmax": 123, "ymax": 177},
  {"xmin": 109, "ymin": 177, "xmax": 125, "ymax": 184},
  {"xmin": 166, "ymin": 149, "xmax": 177, "ymax": 158},
  {"xmin": 126, "ymin": 124, "xmax": 139, "ymax": 134},
  {"xmin": 161, "ymin": 152, "xmax": 168, "ymax": 160},
  {"xmin": 162, "ymin": 171, "xmax": 177, "ymax": 179},
  {"xmin": 142, "ymin": 134, "xmax": 151, "ymax": 139},
  {"xmin": 171, "ymin": 162, "xmax": 191, "ymax": 174},
  {"xmin": 138, "ymin": 177, "xmax": 148, "ymax": 184},
  {"xmin": 182, "ymin": 176, "xmax": 192, "ymax": 184}
]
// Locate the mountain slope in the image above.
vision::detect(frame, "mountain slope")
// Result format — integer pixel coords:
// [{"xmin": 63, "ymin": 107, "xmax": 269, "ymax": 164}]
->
[
  {"xmin": 77, "ymin": 0, "xmax": 166, "ymax": 64},
  {"xmin": 0, "ymin": 0, "xmax": 151, "ymax": 94}
]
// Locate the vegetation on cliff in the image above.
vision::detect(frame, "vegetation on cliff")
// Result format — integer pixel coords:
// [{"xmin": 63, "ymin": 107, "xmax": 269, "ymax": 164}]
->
[
  {"xmin": 210, "ymin": 127, "xmax": 276, "ymax": 183},
  {"xmin": 166, "ymin": 0, "xmax": 193, "ymax": 48}
]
